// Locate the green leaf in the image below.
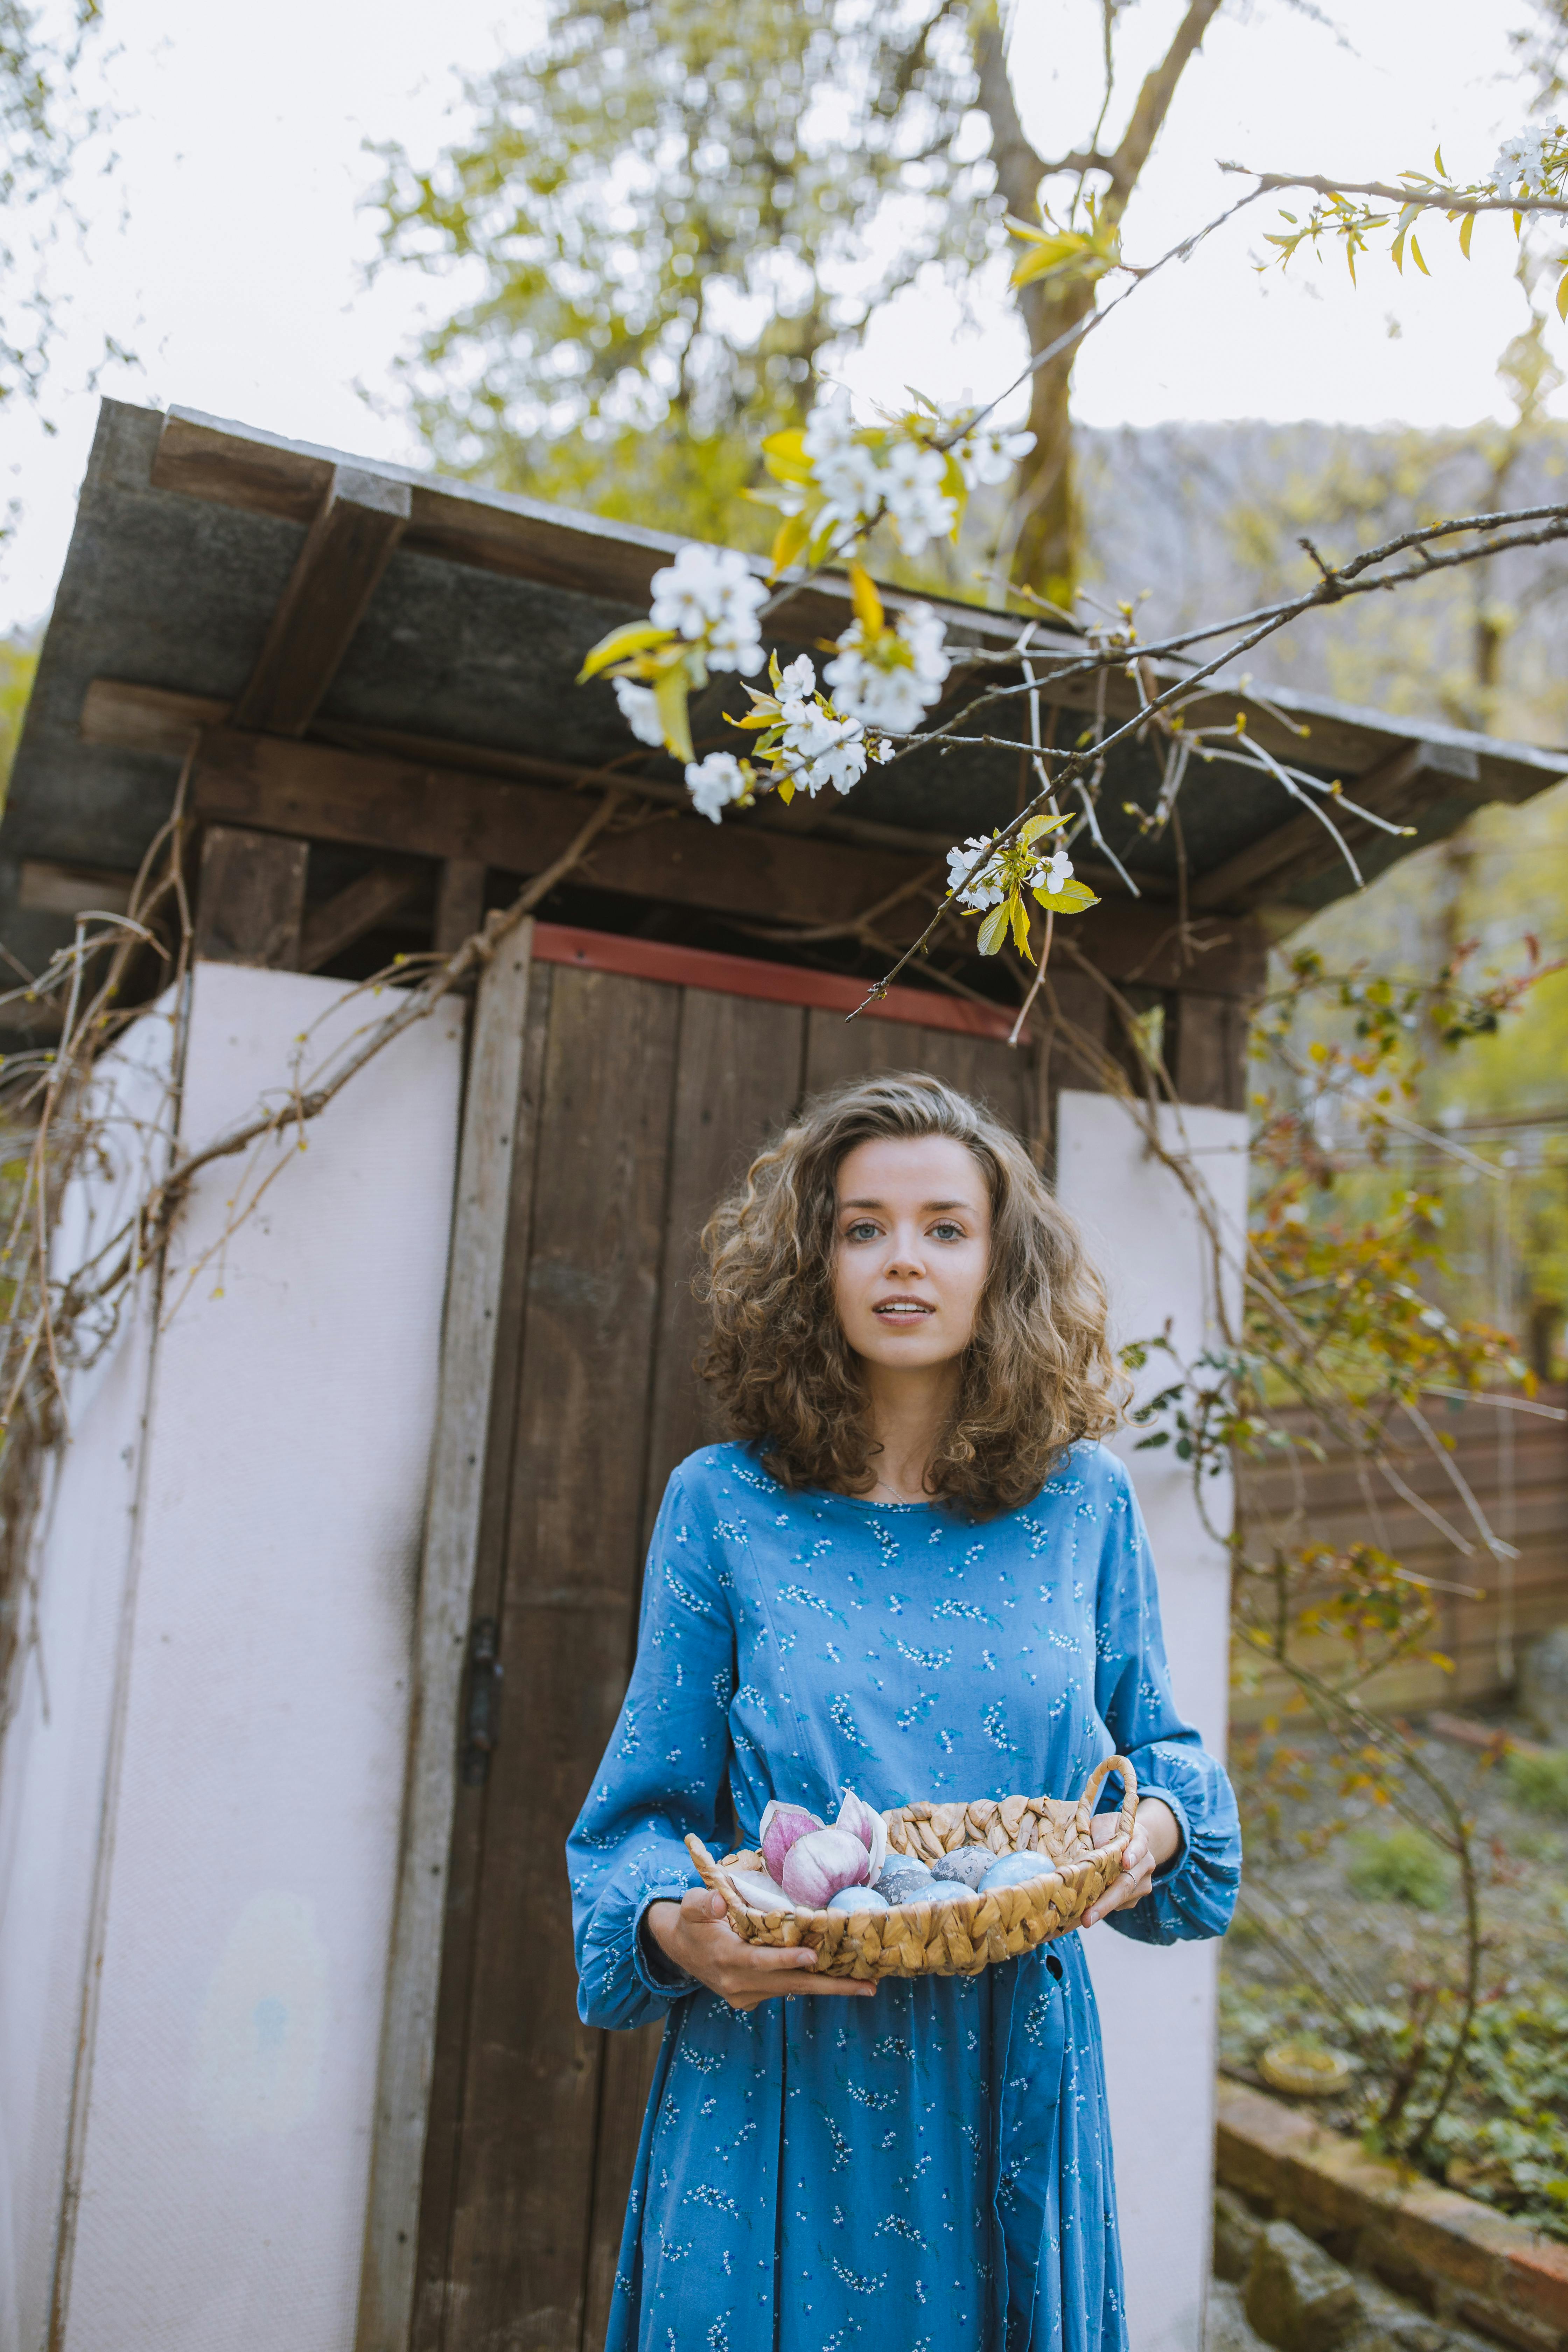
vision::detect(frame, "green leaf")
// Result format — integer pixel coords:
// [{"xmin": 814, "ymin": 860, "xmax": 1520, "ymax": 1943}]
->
[
  {"xmin": 1010, "ymin": 897, "xmax": 1034, "ymax": 963},
  {"xmin": 1018, "ymin": 811, "xmax": 1070, "ymax": 845},
  {"xmin": 976, "ymin": 903, "xmax": 1011, "ymax": 957},
  {"xmin": 1557, "ymin": 265, "xmax": 1568, "ymax": 323},
  {"xmin": 1459, "ymin": 210, "xmax": 1475, "ymax": 261},
  {"xmin": 1433, "ymin": 144, "xmax": 1447, "ymax": 179},
  {"xmin": 577, "ymin": 621, "xmax": 677, "ymax": 682},
  {"xmin": 1409, "ymin": 234, "xmax": 1429, "ymax": 277}
]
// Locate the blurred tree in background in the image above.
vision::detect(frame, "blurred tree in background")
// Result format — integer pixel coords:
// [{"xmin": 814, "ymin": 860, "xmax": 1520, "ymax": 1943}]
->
[
  {"xmin": 0, "ymin": 0, "xmax": 113, "ymax": 425},
  {"xmin": 371, "ymin": 0, "xmax": 1225, "ymax": 599}
]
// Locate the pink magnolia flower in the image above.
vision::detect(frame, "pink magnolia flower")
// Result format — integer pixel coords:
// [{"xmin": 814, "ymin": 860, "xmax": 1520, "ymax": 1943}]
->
[
  {"xmin": 780, "ymin": 1826, "xmax": 870, "ymax": 1910},
  {"xmin": 758, "ymin": 1801, "xmax": 823, "ymax": 1883},
  {"xmin": 834, "ymin": 1789, "xmax": 889, "ymax": 1883}
]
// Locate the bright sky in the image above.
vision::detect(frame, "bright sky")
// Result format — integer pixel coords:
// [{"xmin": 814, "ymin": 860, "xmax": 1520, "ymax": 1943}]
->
[{"xmin": 0, "ymin": 0, "xmax": 1557, "ymax": 631}]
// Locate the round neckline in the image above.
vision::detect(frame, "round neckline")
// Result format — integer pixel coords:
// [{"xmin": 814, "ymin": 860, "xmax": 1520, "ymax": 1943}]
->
[{"xmin": 814, "ymin": 1486, "xmax": 944, "ymax": 1514}]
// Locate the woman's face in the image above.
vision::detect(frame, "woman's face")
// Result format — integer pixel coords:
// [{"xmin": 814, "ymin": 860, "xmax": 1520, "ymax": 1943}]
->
[{"xmin": 832, "ymin": 1133, "xmax": 992, "ymax": 1375}]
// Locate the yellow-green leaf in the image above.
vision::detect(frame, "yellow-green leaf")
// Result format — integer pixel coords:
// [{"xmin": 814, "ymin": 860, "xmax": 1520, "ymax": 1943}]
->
[
  {"xmin": 1010, "ymin": 897, "xmax": 1034, "ymax": 963},
  {"xmin": 976, "ymin": 903, "xmax": 1011, "ymax": 957},
  {"xmin": 1033, "ymin": 879, "xmax": 1100, "ymax": 914},
  {"xmin": 1433, "ymin": 144, "xmax": 1447, "ymax": 179},
  {"xmin": 654, "ymin": 666, "xmax": 694, "ymax": 764},
  {"xmin": 776, "ymin": 774, "xmax": 796, "ymax": 806},
  {"xmin": 770, "ymin": 507, "xmax": 812, "ymax": 578},
  {"xmin": 1459, "ymin": 210, "xmax": 1475, "ymax": 260},
  {"xmin": 848, "ymin": 559, "xmax": 884, "ymax": 636},
  {"xmin": 761, "ymin": 427, "xmax": 813, "ymax": 483},
  {"xmin": 576, "ymin": 621, "xmax": 677, "ymax": 682},
  {"xmin": 1557, "ymin": 264, "xmax": 1568, "ymax": 323},
  {"xmin": 1409, "ymin": 234, "xmax": 1429, "ymax": 276},
  {"xmin": 1018, "ymin": 812, "xmax": 1070, "ymax": 845}
]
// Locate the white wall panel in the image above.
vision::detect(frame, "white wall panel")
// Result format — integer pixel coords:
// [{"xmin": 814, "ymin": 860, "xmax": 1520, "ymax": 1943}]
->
[
  {"xmin": 1056, "ymin": 1089, "xmax": 1249, "ymax": 2352},
  {"xmin": 0, "ymin": 1007, "xmax": 179, "ymax": 2352},
  {"xmin": 54, "ymin": 964, "xmax": 463, "ymax": 2352}
]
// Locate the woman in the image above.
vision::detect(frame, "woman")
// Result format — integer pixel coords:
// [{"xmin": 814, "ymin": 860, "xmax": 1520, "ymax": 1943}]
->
[{"xmin": 568, "ymin": 1073, "xmax": 1240, "ymax": 2352}]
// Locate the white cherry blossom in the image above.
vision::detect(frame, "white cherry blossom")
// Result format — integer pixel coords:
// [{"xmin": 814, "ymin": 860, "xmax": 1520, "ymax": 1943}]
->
[
  {"xmin": 780, "ymin": 707, "xmax": 868, "ymax": 797},
  {"xmin": 879, "ymin": 440, "xmax": 956, "ymax": 553},
  {"xmin": 955, "ymin": 422, "xmax": 1036, "ymax": 490},
  {"xmin": 612, "ymin": 680, "xmax": 665, "ymax": 746},
  {"xmin": 824, "ymin": 604, "xmax": 950, "ymax": 734},
  {"xmin": 649, "ymin": 543, "xmax": 768, "ymax": 673},
  {"xmin": 684, "ymin": 750, "xmax": 751, "ymax": 824},
  {"xmin": 946, "ymin": 837, "xmax": 1006, "ymax": 911}
]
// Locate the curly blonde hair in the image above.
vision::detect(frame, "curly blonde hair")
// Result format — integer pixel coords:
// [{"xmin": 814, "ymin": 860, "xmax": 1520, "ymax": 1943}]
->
[{"xmin": 697, "ymin": 1072, "xmax": 1126, "ymax": 1516}]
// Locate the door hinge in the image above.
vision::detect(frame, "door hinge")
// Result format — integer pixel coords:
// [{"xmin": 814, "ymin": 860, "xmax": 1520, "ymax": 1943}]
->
[{"xmin": 461, "ymin": 1616, "xmax": 503, "ymax": 1787}]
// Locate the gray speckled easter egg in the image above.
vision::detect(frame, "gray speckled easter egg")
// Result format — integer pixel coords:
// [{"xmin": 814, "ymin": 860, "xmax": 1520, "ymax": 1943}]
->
[
  {"xmin": 978, "ymin": 1851, "xmax": 1048, "ymax": 1895},
  {"xmin": 825, "ymin": 1886, "xmax": 889, "ymax": 1915},
  {"xmin": 925, "ymin": 1879, "xmax": 979, "ymax": 1906},
  {"xmin": 936, "ymin": 1844, "xmax": 997, "ymax": 1891},
  {"xmin": 877, "ymin": 1867, "xmax": 938, "ymax": 1909}
]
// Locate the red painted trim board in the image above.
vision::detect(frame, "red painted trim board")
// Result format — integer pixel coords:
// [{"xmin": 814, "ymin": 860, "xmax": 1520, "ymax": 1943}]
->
[{"xmin": 529, "ymin": 922, "xmax": 1024, "ymax": 1043}]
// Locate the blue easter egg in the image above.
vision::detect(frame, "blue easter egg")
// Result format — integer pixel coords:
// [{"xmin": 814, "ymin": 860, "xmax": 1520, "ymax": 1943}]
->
[
  {"xmin": 925, "ymin": 1879, "xmax": 977, "ymax": 1905},
  {"xmin": 979, "ymin": 1852, "xmax": 1047, "ymax": 1895},
  {"xmin": 826, "ymin": 1886, "xmax": 888, "ymax": 1914},
  {"xmin": 877, "ymin": 1867, "xmax": 936, "ymax": 1908}
]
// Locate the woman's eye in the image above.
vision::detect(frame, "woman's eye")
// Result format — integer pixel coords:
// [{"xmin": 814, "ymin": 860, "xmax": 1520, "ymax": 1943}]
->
[
  {"xmin": 846, "ymin": 1221, "xmax": 880, "ymax": 1242},
  {"xmin": 931, "ymin": 1221, "xmax": 964, "ymax": 1241}
]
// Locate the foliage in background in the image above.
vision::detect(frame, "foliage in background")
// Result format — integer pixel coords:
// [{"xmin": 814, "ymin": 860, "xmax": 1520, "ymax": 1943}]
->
[
  {"xmin": 0, "ymin": 0, "xmax": 114, "ymax": 425},
  {"xmin": 370, "ymin": 0, "xmax": 994, "ymax": 549},
  {"xmin": 371, "ymin": 0, "xmax": 1230, "ymax": 600},
  {"xmin": 0, "ymin": 634, "xmax": 37, "ymax": 812}
]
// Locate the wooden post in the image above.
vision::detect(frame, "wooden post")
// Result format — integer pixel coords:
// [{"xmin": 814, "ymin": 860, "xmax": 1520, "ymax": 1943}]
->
[
  {"xmin": 193, "ymin": 824, "xmax": 308, "ymax": 967},
  {"xmin": 432, "ymin": 860, "xmax": 487, "ymax": 957},
  {"xmin": 355, "ymin": 922, "xmax": 538, "ymax": 2352}
]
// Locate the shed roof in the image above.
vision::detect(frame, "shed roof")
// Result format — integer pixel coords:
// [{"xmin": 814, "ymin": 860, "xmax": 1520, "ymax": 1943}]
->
[{"xmin": 4, "ymin": 398, "xmax": 1564, "ymax": 991}]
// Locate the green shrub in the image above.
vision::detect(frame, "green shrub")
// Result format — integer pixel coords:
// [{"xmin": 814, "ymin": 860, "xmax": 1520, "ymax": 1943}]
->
[
  {"xmin": 1504, "ymin": 1747, "xmax": 1568, "ymax": 1820},
  {"xmin": 1344, "ymin": 1824, "xmax": 1452, "ymax": 1909}
]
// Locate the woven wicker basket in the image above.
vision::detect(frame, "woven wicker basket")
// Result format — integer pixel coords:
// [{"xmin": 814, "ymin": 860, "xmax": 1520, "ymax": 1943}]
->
[{"xmin": 685, "ymin": 1753, "xmax": 1138, "ymax": 1981}]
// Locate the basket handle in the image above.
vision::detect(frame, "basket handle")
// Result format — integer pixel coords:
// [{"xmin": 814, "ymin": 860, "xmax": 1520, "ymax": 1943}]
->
[{"xmin": 1072, "ymin": 1753, "xmax": 1138, "ymax": 1841}]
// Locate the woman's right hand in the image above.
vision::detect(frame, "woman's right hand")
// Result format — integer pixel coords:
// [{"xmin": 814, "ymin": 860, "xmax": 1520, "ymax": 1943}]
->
[{"xmin": 646, "ymin": 1888, "xmax": 877, "ymax": 2011}]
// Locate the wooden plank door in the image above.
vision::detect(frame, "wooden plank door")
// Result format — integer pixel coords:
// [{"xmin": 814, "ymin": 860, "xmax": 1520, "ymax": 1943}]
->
[{"xmin": 412, "ymin": 950, "xmax": 1038, "ymax": 2352}]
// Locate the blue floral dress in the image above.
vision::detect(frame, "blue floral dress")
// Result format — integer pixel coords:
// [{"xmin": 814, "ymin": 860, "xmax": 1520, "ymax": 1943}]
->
[{"xmin": 568, "ymin": 1441, "xmax": 1241, "ymax": 2352}]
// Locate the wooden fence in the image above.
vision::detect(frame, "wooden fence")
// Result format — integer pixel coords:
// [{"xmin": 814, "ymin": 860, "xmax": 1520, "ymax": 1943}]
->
[{"xmin": 1230, "ymin": 1386, "xmax": 1568, "ymax": 1723}]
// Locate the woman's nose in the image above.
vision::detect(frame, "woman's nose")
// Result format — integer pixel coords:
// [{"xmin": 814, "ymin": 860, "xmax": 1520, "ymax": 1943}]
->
[{"xmin": 885, "ymin": 1233, "xmax": 926, "ymax": 1276}]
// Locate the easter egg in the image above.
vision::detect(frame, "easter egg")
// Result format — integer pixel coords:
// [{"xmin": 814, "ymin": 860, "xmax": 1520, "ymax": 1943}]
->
[
  {"xmin": 877, "ymin": 1867, "xmax": 937, "ymax": 1909},
  {"xmin": 934, "ymin": 1844, "xmax": 995, "ymax": 1891},
  {"xmin": 826, "ymin": 1886, "xmax": 889, "ymax": 1915},
  {"xmin": 925, "ymin": 1879, "xmax": 978, "ymax": 1906},
  {"xmin": 979, "ymin": 1852, "xmax": 1048, "ymax": 1895}
]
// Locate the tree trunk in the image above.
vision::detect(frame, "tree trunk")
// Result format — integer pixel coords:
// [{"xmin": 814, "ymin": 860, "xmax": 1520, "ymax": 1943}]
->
[{"xmin": 971, "ymin": 0, "xmax": 1225, "ymax": 608}]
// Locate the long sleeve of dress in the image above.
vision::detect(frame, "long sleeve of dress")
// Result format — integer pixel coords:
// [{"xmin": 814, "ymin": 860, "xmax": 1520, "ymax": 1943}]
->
[
  {"xmin": 1092, "ymin": 1457, "xmax": 1241, "ymax": 1946},
  {"xmin": 567, "ymin": 1469, "xmax": 737, "ymax": 2031}
]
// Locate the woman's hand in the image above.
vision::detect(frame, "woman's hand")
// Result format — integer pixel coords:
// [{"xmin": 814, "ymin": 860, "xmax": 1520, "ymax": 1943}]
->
[
  {"xmin": 1082, "ymin": 1797, "xmax": 1181, "ymax": 1928},
  {"xmin": 646, "ymin": 1888, "xmax": 878, "ymax": 2010}
]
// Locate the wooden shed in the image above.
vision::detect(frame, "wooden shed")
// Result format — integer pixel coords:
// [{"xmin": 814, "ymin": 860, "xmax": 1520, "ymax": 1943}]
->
[{"xmin": 1, "ymin": 399, "xmax": 1563, "ymax": 2352}]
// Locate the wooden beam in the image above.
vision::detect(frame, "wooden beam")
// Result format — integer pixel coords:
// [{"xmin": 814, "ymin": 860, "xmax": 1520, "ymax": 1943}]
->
[
  {"xmin": 233, "ymin": 464, "xmax": 411, "ymax": 736},
  {"xmin": 355, "ymin": 926, "xmax": 538, "ymax": 2352},
  {"xmin": 18, "ymin": 859, "xmax": 134, "ymax": 919},
  {"xmin": 1191, "ymin": 740, "xmax": 1486, "ymax": 913},
  {"xmin": 194, "ymin": 824, "xmax": 307, "ymax": 966},
  {"xmin": 432, "ymin": 860, "xmax": 486, "ymax": 957},
  {"xmin": 298, "ymin": 863, "xmax": 421, "ymax": 972},
  {"xmin": 83, "ymin": 677, "xmax": 1268, "ymax": 996}
]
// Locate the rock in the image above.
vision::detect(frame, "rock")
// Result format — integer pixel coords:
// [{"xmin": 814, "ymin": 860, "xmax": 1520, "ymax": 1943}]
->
[
  {"xmin": 1245, "ymin": 2220, "xmax": 1364, "ymax": 2352},
  {"xmin": 1519, "ymin": 1624, "xmax": 1568, "ymax": 1745},
  {"xmin": 1214, "ymin": 2186, "xmax": 1264, "ymax": 2284},
  {"xmin": 1208, "ymin": 2277, "xmax": 1270, "ymax": 2350}
]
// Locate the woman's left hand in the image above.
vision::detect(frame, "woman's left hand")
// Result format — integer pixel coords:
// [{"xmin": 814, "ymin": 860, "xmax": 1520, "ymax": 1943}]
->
[{"xmin": 1082, "ymin": 1797, "xmax": 1181, "ymax": 1928}]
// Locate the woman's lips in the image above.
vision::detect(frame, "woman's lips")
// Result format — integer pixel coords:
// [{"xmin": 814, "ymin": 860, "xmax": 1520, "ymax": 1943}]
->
[{"xmin": 872, "ymin": 1297, "xmax": 935, "ymax": 1323}]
